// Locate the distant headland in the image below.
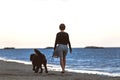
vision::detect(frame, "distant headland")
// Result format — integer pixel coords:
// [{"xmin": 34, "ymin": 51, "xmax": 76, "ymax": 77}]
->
[
  {"xmin": 85, "ymin": 46, "xmax": 104, "ymax": 49},
  {"xmin": 4, "ymin": 47, "xmax": 15, "ymax": 49},
  {"xmin": 45, "ymin": 47, "xmax": 54, "ymax": 49}
]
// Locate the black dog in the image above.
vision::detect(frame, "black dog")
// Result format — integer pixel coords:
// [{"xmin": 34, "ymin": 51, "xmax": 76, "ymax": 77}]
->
[{"xmin": 30, "ymin": 49, "xmax": 48, "ymax": 73}]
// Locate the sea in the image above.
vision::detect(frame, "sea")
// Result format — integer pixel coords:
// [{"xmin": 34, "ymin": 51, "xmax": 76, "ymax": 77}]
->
[{"xmin": 0, "ymin": 48, "xmax": 120, "ymax": 77}]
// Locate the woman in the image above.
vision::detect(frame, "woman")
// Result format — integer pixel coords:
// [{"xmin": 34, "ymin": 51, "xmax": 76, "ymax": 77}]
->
[{"xmin": 54, "ymin": 23, "xmax": 72, "ymax": 73}]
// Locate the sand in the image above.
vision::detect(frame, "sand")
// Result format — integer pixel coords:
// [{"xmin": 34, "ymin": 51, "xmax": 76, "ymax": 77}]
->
[{"xmin": 0, "ymin": 60, "xmax": 119, "ymax": 80}]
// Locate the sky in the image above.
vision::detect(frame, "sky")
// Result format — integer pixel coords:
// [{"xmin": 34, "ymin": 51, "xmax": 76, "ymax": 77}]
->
[{"xmin": 0, "ymin": 0, "xmax": 120, "ymax": 48}]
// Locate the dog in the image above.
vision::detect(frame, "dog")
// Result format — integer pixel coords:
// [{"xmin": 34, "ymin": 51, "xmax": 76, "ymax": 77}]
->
[{"xmin": 30, "ymin": 49, "xmax": 48, "ymax": 73}]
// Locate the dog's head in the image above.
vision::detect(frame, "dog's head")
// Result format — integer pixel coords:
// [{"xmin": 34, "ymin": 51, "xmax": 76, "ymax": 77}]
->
[{"xmin": 30, "ymin": 54, "xmax": 35, "ymax": 61}]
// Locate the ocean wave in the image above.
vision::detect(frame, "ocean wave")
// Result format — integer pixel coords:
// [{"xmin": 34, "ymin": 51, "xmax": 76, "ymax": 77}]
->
[{"xmin": 0, "ymin": 57, "xmax": 31, "ymax": 65}]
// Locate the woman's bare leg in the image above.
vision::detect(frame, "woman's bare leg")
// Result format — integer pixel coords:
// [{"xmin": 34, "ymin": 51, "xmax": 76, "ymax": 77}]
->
[{"xmin": 60, "ymin": 57, "xmax": 66, "ymax": 73}]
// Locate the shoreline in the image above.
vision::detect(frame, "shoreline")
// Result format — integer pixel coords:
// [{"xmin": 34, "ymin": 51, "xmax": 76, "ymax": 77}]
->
[
  {"xmin": 0, "ymin": 58, "xmax": 120, "ymax": 77},
  {"xmin": 0, "ymin": 60, "xmax": 120, "ymax": 80}
]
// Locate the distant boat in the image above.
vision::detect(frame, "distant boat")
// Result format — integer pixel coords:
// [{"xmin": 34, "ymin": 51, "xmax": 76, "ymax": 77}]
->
[
  {"xmin": 4, "ymin": 47, "xmax": 15, "ymax": 49},
  {"xmin": 85, "ymin": 46, "xmax": 104, "ymax": 49}
]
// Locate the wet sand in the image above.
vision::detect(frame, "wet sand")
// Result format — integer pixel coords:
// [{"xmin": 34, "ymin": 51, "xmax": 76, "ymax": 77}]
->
[{"xmin": 0, "ymin": 60, "xmax": 119, "ymax": 80}]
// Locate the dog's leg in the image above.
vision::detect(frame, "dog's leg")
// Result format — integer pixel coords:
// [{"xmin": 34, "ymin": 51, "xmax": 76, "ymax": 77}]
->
[
  {"xmin": 43, "ymin": 61, "xmax": 48, "ymax": 73},
  {"xmin": 40, "ymin": 67, "xmax": 43, "ymax": 73},
  {"xmin": 32, "ymin": 65, "xmax": 35, "ymax": 71},
  {"xmin": 35, "ymin": 66, "xmax": 39, "ymax": 73},
  {"xmin": 39, "ymin": 65, "xmax": 43, "ymax": 73}
]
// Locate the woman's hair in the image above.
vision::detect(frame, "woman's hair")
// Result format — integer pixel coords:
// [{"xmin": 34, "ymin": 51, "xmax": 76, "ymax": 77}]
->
[{"xmin": 59, "ymin": 23, "xmax": 66, "ymax": 30}]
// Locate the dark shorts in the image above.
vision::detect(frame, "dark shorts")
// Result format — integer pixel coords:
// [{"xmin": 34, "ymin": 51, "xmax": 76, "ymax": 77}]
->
[{"xmin": 55, "ymin": 44, "xmax": 68, "ymax": 59}]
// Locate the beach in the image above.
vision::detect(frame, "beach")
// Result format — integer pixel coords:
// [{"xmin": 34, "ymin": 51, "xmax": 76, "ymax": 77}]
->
[{"xmin": 0, "ymin": 60, "xmax": 119, "ymax": 80}]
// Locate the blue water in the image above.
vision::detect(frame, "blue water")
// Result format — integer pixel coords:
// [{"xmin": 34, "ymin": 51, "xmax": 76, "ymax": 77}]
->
[{"xmin": 0, "ymin": 48, "xmax": 120, "ymax": 77}]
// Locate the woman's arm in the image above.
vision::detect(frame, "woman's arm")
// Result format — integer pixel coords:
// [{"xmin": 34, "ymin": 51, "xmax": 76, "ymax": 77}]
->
[
  {"xmin": 54, "ymin": 34, "xmax": 58, "ymax": 50},
  {"xmin": 67, "ymin": 34, "xmax": 72, "ymax": 53}
]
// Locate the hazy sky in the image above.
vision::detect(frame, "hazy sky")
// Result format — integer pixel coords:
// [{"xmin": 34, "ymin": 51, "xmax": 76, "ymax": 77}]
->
[{"xmin": 0, "ymin": 0, "xmax": 120, "ymax": 48}]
